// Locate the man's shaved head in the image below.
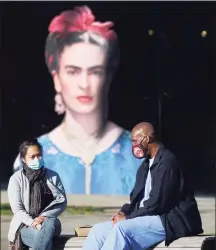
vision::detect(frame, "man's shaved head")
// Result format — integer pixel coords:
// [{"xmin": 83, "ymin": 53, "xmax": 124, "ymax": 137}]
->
[{"xmin": 131, "ymin": 122, "xmax": 155, "ymax": 139}]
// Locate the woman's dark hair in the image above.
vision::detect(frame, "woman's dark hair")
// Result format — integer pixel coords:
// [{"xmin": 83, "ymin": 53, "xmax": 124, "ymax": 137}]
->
[
  {"xmin": 19, "ymin": 139, "xmax": 43, "ymax": 159},
  {"xmin": 45, "ymin": 6, "xmax": 119, "ymax": 76}
]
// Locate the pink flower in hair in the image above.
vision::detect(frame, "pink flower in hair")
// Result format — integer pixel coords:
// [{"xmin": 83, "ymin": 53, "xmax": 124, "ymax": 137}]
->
[{"xmin": 48, "ymin": 6, "xmax": 117, "ymax": 40}]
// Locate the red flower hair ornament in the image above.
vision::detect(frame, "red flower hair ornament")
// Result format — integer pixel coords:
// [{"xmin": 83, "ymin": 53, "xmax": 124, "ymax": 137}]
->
[{"xmin": 48, "ymin": 6, "xmax": 117, "ymax": 40}]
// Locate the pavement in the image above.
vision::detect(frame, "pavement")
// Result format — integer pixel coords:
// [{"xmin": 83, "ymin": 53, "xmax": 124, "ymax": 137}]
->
[
  {"xmin": 1, "ymin": 192, "xmax": 215, "ymax": 250},
  {"xmin": 1, "ymin": 191, "xmax": 215, "ymax": 208}
]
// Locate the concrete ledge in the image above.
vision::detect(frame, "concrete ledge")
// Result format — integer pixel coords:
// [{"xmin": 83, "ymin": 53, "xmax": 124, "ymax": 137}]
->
[
  {"xmin": 1, "ymin": 191, "xmax": 215, "ymax": 208},
  {"xmin": 52, "ymin": 235, "xmax": 215, "ymax": 250}
]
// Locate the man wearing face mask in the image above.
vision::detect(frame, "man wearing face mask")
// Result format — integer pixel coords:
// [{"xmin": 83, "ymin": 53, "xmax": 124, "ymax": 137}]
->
[{"xmin": 83, "ymin": 122, "xmax": 203, "ymax": 250}]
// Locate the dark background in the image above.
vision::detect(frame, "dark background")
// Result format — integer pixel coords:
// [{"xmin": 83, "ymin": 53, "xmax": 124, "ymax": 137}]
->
[{"xmin": 1, "ymin": 1, "xmax": 215, "ymax": 194}]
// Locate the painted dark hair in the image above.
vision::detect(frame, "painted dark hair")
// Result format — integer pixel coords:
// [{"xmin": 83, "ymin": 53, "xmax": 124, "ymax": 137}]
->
[
  {"xmin": 19, "ymin": 139, "xmax": 43, "ymax": 159},
  {"xmin": 45, "ymin": 6, "xmax": 120, "ymax": 75}
]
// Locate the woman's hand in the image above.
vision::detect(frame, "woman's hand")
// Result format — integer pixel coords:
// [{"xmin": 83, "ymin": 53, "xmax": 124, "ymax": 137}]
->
[
  {"xmin": 36, "ymin": 224, "xmax": 42, "ymax": 230},
  {"xmin": 31, "ymin": 216, "xmax": 47, "ymax": 229}
]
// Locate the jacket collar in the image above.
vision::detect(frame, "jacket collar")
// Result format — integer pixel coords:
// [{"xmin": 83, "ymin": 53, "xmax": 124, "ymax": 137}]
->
[{"xmin": 148, "ymin": 144, "xmax": 166, "ymax": 167}]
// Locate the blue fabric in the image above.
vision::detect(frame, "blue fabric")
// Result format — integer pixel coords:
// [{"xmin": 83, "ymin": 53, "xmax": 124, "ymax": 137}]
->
[
  {"xmin": 37, "ymin": 130, "xmax": 142, "ymax": 195},
  {"xmin": 82, "ymin": 216, "xmax": 165, "ymax": 250},
  {"xmin": 20, "ymin": 217, "xmax": 61, "ymax": 250}
]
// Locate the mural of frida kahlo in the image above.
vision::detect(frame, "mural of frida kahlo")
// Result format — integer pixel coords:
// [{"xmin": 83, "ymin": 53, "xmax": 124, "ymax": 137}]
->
[{"xmin": 14, "ymin": 6, "xmax": 142, "ymax": 195}]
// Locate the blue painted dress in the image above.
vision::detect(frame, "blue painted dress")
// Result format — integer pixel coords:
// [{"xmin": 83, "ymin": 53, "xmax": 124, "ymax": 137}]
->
[{"xmin": 16, "ymin": 130, "xmax": 142, "ymax": 195}]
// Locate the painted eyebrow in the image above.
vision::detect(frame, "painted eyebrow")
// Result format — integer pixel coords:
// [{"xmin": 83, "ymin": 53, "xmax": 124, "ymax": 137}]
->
[{"xmin": 64, "ymin": 65, "xmax": 105, "ymax": 70}]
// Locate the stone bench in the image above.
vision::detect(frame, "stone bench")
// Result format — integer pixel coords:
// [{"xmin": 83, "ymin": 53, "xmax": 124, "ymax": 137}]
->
[{"xmin": 52, "ymin": 235, "xmax": 215, "ymax": 250}]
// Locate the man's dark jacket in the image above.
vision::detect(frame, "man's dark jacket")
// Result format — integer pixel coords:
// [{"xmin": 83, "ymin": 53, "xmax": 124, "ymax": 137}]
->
[{"xmin": 120, "ymin": 145, "xmax": 203, "ymax": 246}]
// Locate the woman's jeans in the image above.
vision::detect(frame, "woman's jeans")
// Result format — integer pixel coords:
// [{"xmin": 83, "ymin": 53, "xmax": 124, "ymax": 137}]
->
[{"xmin": 20, "ymin": 217, "xmax": 61, "ymax": 250}]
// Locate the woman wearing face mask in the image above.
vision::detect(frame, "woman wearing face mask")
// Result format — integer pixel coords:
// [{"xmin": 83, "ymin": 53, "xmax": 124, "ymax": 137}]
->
[
  {"xmin": 13, "ymin": 6, "xmax": 142, "ymax": 195},
  {"xmin": 8, "ymin": 139, "xmax": 67, "ymax": 250}
]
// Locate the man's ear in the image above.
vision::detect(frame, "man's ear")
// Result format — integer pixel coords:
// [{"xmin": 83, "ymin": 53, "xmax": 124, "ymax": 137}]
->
[
  {"xmin": 146, "ymin": 136, "xmax": 151, "ymax": 144},
  {"xmin": 143, "ymin": 135, "xmax": 150, "ymax": 144},
  {"xmin": 52, "ymin": 70, "xmax": 62, "ymax": 93}
]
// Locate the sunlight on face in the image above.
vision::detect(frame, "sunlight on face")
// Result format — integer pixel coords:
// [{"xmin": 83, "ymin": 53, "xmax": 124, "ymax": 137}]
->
[
  {"xmin": 131, "ymin": 130, "xmax": 144, "ymax": 146},
  {"xmin": 54, "ymin": 42, "xmax": 108, "ymax": 114}
]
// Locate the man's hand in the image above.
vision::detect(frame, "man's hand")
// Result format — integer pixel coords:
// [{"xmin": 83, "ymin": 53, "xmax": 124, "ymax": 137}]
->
[
  {"xmin": 31, "ymin": 216, "xmax": 46, "ymax": 230},
  {"xmin": 110, "ymin": 211, "xmax": 124, "ymax": 221},
  {"xmin": 114, "ymin": 213, "xmax": 126, "ymax": 224},
  {"xmin": 110, "ymin": 211, "xmax": 126, "ymax": 226}
]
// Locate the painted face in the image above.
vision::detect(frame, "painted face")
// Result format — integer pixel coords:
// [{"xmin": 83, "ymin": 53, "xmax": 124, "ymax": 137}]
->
[{"xmin": 53, "ymin": 42, "xmax": 108, "ymax": 114}]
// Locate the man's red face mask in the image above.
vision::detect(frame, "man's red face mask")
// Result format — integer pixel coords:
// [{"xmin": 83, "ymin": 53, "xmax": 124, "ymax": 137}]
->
[{"xmin": 132, "ymin": 138, "xmax": 147, "ymax": 159}]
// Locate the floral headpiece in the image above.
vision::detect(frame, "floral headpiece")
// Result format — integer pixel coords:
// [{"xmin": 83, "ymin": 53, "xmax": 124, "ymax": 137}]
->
[{"xmin": 48, "ymin": 6, "xmax": 117, "ymax": 40}]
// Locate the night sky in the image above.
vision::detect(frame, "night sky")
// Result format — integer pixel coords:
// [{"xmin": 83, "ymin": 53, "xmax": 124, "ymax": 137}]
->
[{"xmin": 1, "ymin": 1, "xmax": 215, "ymax": 193}]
